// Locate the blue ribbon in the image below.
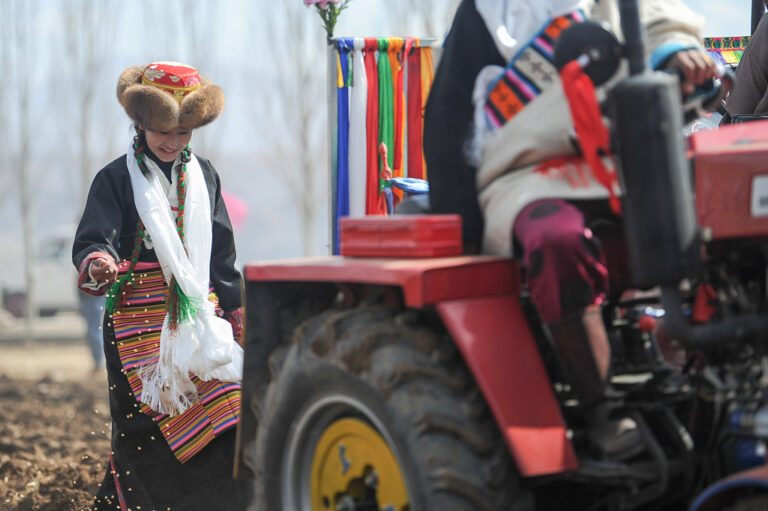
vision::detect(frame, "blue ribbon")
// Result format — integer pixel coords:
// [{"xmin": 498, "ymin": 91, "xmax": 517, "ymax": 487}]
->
[{"xmin": 334, "ymin": 38, "xmax": 353, "ymax": 254}]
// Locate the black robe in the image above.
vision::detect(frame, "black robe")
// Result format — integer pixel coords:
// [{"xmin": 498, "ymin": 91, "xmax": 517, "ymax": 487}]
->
[{"xmin": 424, "ymin": 0, "xmax": 505, "ymax": 254}]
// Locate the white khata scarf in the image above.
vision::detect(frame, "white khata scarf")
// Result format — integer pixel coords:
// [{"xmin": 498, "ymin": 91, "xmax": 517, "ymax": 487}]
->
[{"xmin": 125, "ymin": 144, "xmax": 243, "ymax": 417}]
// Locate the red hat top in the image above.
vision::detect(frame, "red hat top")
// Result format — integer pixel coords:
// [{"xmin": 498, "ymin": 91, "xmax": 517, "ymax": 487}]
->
[{"xmin": 141, "ymin": 62, "xmax": 202, "ymax": 104}]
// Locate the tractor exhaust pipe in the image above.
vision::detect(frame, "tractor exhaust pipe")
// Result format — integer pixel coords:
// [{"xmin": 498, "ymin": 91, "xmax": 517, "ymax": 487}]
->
[
  {"xmin": 619, "ymin": 0, "xmax": 645, "ymax": 75},
  {"xmin": 612, "ymin": 0, "xmax": 702, "ymax": 289}
]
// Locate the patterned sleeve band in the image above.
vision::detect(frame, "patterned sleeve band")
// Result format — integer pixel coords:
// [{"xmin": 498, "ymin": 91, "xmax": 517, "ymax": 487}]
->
[{"xmin": 78, "ymin": 251, "xmax": 116, "ymax": 295}]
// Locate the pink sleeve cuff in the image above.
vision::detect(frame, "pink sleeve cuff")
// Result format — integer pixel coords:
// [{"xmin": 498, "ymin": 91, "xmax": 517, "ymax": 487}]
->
[{"xmin": 78, "ymin": 252, "xmax": 115, "ymax": 296}]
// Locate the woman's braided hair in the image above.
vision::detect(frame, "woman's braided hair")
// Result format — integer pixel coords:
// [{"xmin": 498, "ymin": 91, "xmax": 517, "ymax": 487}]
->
[{"xmin": 105, "ymin": 128, "xmax": 194, "ymax": 330}]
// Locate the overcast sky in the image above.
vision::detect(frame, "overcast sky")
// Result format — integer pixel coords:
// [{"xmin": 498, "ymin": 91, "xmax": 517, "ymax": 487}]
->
[
  {"xmin": 333, "ymin": 0, "xmax": 756, "ymax": 37},
  {"xmin": 682, "ymin": 0, "xmax": 753, "ymax": 36}
]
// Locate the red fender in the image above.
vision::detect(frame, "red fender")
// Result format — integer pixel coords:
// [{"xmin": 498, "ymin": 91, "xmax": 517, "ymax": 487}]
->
[
  {"xmin": 437, "ymin": 296, "xmax": 579, "ymax": 477},
  {"xmin": 688, "ymin": 465, "xmax": 768, "ymax": 511},
  {"xmin": 244, "ymin": 249, "xmax": 578, "ymax": 477}
]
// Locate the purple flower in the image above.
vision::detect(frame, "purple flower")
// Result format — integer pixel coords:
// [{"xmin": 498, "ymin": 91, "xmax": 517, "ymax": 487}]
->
[
  {"xmin": 303, "ymin": 0, "xmax": 349, "ymax": 38},
  {"xmin": 304, "ymin": 0, "xmax": 341, "ymax": 9}
]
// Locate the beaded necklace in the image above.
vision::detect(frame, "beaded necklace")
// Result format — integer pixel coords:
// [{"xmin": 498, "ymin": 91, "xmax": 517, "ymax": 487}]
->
[{"xmin": 105, "ymin": 135, "xmax": 194, "ymax": 331}]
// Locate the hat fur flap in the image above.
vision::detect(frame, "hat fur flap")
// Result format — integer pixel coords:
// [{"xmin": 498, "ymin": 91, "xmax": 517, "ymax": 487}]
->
[
  {"xmin": 121, "ymin": 84, "xmax": 180, "ymax": 132},
  {"xmin": 117, "ymin": 65, "xmax": 224, "ymax": 131},
  {"xmin": 178, "ymin": 84, "xmax": 225, "ymax": 131},
  {"xmin": 117, "ymin": 65, "xmax": 145, "ymax": 101}
]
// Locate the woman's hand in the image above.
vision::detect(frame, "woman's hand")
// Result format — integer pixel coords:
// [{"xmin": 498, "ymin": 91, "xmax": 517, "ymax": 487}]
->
[
  {"xmin": 89, "ymin": 257, "xmax": 118, "ymax": 286},
  {"xmin": 664, "ymin": 49, "xmax": 719, "ymax": 95}
]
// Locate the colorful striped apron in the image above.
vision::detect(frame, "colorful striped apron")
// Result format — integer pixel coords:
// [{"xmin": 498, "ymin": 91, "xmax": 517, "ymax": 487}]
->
[{"xmin": 110, "ymin": 261, "xmax": 241, "ymax": 463}]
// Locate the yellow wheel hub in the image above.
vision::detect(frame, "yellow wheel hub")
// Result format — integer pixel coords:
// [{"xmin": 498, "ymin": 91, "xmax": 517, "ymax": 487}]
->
[{"xmin": 310, "ymin": 417, "xmax": 409, "ymax": 510}]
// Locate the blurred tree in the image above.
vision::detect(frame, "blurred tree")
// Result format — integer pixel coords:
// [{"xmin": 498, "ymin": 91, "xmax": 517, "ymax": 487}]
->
[
  {"xmin": 8, "ymin": 0, "xmax": 37, "ymax": 332},
  {"xmin": 386, "ymin": 0, "xmax": 461, "ymax": 38},
  {"xmin": 250, "ymin": 1, "xmax": 327, "ymax": 256},
  {"xmin": 57, "ymin": 0, "xmax": 117, "ymax": 212},
  {"xmin": 0, "ymin": 3, "xmax": 8, "ymax": 208}
]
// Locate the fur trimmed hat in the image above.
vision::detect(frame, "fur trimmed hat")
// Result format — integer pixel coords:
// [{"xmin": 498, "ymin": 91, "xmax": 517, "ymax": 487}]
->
[{"xmin": 117, "ymin": 62, "xmax": 224, "ymax": 132}]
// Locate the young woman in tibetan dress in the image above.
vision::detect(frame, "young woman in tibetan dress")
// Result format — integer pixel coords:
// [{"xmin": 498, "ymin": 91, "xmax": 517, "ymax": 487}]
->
[{"xmin": 73, "ymin": 62, "xmax": 252, "ymax": 510}]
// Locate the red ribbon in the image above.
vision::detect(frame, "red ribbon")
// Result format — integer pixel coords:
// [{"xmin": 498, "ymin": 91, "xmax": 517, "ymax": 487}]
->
[
  {"xmin": 560, "ymin": 60, "xmax": 621, "ymax": 215},
  {"xmin": 364, "ymin": 38, "xmax": 380, "ymax": 215},
  {"xmin": 406, "ymin": 41, "xmax": 424, "ymax": 180},
  {"xmin": 390, "ymin": 38, "xmax": 405, "ymax": 204}
]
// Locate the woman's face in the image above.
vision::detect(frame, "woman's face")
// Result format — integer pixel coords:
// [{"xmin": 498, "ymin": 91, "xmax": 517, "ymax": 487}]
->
[{"xmin": 143, "ymin": 128, "xmax": 192, "ymax": 162}]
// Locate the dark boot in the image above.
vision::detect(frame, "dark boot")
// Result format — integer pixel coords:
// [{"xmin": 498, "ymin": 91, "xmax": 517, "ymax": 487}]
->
[
  {"xmin": 547, "ymin": 305, "xmax": 643, "ymax": 461},
  {"xmin": 547, "ymin": 305, "xmax": 611, "ymax": 409},
  {"xmin": 584, "ymin": 405, "xmax": 645, "ymax": 461}
]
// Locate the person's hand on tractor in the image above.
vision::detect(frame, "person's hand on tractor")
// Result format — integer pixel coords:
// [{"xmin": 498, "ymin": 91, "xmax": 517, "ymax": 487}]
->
[
  {"xmin": 663, "ymin": 48, "xmax": 719, "ymax": 95},
  {"xmin": 89, "ymin": 256, "xmax": 117, "ymax": 286},
  {"xmin": 662, "ymin": 48, "xmax": 731, "ymax": 121}
]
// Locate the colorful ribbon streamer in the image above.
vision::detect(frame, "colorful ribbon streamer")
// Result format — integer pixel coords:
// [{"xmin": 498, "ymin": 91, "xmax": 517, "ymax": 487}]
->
[
  {"xmin": 335, "ymin": 38, "xmax": 352, "ymax": 253},
  {"xmin": 389, "ymin": 37, "xmax": 405, "ymax": 203},
  {"xmin": 331, "ymin": 37, "xmax": 435, "ymax": 227},
  {"xmin": 377, "ymin": 37, "xmax": 395, "ymax": 215},
  {"xmin": 406, "ymin": 40, "xmax": 424, "ymax": 180},
  {"xmin": 419, "ymin": 47, "xmax": 434, "ymax": 178},
  {"xmin": 363, "ymin": 38, "xmax": 380, "ymax": 215},
  {"xmin": 348, "ymin": 38, "xmax": 368, "ymax": 218}
]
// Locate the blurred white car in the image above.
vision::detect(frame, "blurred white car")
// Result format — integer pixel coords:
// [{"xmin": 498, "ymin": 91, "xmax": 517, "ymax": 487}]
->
[
  {"xmin": 36, "ymin": 226, "xmax": 80, "ymax": 316},
  {"xmin": 2, "ymin": 225, "xmax": 80, "ymax": 317}
]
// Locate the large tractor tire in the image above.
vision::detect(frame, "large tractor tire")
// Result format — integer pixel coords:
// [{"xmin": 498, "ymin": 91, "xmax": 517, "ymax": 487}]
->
[{"xmin": 251, "ymin": 304, "xmax": 534, "ymax": 511}]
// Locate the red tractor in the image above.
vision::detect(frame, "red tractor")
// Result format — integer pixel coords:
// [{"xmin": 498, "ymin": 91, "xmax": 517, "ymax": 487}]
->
[{"xmin": 236, "ymin": 1, "xmax": 768, "ymax": 509}]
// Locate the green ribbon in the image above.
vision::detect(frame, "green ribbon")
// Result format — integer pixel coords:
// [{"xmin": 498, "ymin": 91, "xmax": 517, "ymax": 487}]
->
[{"xmin": 377, "ymin": 37, "xmax": 394, "ymax": 193}]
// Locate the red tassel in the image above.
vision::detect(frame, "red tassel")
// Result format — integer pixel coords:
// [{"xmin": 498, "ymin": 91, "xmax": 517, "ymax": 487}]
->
[{"xmin": 560, "ymin": 60, "xmax": 621, "ymax": 215}]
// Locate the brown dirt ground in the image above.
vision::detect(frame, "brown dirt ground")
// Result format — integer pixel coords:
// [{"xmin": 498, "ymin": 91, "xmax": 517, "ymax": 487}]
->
[{"xmin": 0, "ymin": 342, "xmax": 109, "ymax": 511}]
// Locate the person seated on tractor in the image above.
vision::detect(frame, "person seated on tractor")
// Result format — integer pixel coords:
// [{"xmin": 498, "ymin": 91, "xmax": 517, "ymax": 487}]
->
[
  {"xmin": 424, "ymin": 0, "xmax": 717, "ymax": 460},
  {"xmin": 724, "ymin": 2, "xmax": 768, "ymax": 120}
]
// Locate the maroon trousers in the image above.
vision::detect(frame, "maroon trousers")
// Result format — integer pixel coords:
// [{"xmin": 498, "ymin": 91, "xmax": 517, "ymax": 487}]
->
[{"xmin": 513, "ymin": 199, "xmax": 629, "ymax": 323}]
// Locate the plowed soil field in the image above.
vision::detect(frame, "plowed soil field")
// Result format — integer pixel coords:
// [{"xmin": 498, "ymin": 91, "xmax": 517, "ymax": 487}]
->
[{"xmin": 0, "ymin": 343, "xmax": 109, "ymax": 511}]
